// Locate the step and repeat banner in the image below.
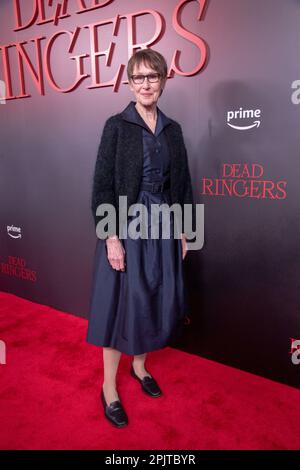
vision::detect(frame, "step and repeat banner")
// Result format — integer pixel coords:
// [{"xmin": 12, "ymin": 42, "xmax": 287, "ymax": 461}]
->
[{"xmin": 1, "ymin": 0, "xmax": 299, "ymax": 388}]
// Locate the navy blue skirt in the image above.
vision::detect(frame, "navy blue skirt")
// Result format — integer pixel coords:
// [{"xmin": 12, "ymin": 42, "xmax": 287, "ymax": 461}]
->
[{"xmin": 86, "ymin": 188, "xmax": 189, "ymax": 355}]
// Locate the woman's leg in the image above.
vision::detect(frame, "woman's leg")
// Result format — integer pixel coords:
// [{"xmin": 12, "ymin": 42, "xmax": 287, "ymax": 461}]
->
[
  {"xmin": 102, "ymin": 347, "xmax": 122, "ymax": 404},
  {"xmin": 132, "ymin": 352, "xmax": 152, "ymax": 379}
]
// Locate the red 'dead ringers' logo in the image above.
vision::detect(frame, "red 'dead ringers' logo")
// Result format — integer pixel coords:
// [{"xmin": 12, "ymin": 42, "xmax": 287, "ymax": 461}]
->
[
  {"xmin": 0, "ymin": 256, "xmax": 37, "ymax": 282},
  {"xmin": 201, "ymin": 163, "xmax": 287, "ymax": 200},
  {"xmin": 0, "ymin": 0, "xmax": 208, "ymax": 99}
]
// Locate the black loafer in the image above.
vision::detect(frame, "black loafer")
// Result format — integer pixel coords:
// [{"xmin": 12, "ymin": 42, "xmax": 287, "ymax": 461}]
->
[
  {"xmin": 100, "ymin": 387, "xmax": 128, "ymax": 428},
  {"xmin": 130, "ymin": 365, "xmax": 162, "ymax": 397}
]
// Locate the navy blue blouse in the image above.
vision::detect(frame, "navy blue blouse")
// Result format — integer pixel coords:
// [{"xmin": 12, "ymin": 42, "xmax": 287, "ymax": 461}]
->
[{"xmin": 121, "ymin": 100, "xmax": 172, "ymax": 185}]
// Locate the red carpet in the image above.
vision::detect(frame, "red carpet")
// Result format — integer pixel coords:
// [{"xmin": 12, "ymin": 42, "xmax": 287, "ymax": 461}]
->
[{"xmin": 0, "ymin": 291, "xmax": 300, "ymax": 450}]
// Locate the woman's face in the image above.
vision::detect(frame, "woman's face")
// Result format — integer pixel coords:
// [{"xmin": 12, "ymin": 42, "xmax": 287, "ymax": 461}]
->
[{"xmin": 129, "ymin": 62, "xmax": 164, "ymax": 108}]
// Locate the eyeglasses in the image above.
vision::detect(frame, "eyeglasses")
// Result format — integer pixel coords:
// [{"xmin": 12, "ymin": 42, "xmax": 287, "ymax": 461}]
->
[{"xmin": 130, "ymin": 73, "xmax": 161, "ymax": 84}]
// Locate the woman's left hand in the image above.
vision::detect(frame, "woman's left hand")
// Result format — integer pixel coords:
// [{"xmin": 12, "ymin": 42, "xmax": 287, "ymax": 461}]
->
[{"xmin": 181, "ymin": 233, "xmax": 188, "ymax": 260}]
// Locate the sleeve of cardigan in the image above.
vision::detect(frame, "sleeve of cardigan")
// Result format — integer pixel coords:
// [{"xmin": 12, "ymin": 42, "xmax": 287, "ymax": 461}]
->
[
  {"xmin": 91, "ymin": 116, "xmax": 118, "ymax": 237},
  {"xmin": 178, "ymin": 124, "xmax": 196, "ymax": 238}
]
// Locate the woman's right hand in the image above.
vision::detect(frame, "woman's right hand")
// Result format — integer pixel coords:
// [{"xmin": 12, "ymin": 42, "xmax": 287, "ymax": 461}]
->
[{"xmin": 105, "ymin": 236, "xmax": 126, "ymax": 271}]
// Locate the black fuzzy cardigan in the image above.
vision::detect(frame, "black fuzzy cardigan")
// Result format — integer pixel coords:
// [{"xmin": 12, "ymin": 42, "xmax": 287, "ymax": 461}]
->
[{"xmin": 91, "ymin": 104, "xmax": 196, "ymax": 238}]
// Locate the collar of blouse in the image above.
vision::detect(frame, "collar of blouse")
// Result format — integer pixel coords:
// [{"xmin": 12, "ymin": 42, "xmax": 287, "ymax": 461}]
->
[{"xmin": 120, "ymin": 100, "xmax": 172, "ymax": 137}]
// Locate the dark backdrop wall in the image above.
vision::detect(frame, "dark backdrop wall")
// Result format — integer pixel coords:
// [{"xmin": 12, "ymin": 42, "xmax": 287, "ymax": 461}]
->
[{"xmin": 1, "ymin": 0, "xmax": 299, "ymax": 388}]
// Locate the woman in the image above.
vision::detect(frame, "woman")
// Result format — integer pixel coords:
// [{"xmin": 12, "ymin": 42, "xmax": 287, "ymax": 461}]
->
[{"xmin": 86, "ymin": 49, "xmax": 195, "ymax": 428}]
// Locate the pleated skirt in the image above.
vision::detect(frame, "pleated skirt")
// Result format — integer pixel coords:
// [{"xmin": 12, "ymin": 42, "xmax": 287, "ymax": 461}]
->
[{"xmin": 86, "ymin": 188, "xmax": 189, "ymax": 355}]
